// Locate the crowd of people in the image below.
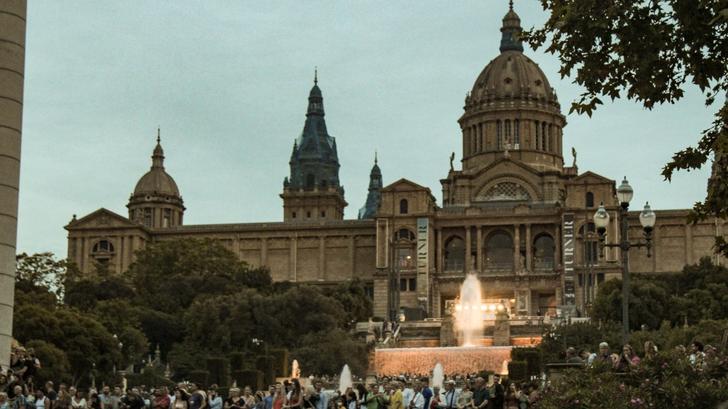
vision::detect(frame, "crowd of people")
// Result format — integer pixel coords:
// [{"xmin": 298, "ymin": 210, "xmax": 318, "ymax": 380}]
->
[
  {"xmin": 2, "ymin": 339, "xmax": 722, "ymax": 409},
  {"xmin": 563, "ymin": 339, "xmax": 714, "ymax": 371}
]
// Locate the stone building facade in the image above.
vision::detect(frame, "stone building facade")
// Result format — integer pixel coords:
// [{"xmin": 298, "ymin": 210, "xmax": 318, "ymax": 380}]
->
[{"xmin": 66, "ymin": 4, "xmax": 724, "ymax": 323}]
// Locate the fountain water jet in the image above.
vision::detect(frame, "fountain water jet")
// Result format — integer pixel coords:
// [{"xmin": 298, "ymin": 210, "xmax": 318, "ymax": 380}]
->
[
  {"xmin": 338, "ymin": 364, "xmax": 352, "ymax": 394},
  {"xmin": 432, "ymin": 363, "xmax": 444, "ymax": 389},
  {"xmin": 291, "ymin": 359, "xmax": 301, "ymax": 379},
  {"xmin": 455, "ymin": 273, "xmax": 484, "ymax": 346}
]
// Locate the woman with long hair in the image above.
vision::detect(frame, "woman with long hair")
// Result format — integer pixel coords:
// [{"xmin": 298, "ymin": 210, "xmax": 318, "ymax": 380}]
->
[
  {"xmin": 616, "ymin": 344, "xmax": 641, "ymax": 371},
  {"xmin": 225, "ymin": 388, "xmax": 243, "ymax": 409},
  {"xmin": 273, "ymin": 385, "xmax": 285, "ymax": 409},
  {"xmin": 174, "ymin": 389, "xmax": 189, "ymax": 409},
  {"xmin": 284, "ymin": 380, "xmax": 302, "ymax": 409}
]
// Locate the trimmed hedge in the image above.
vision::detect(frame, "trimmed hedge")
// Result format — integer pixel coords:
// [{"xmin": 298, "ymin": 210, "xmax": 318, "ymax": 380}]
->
[
  {"xmin": 269, "ymin": 348, "xmax": 289, "ymax": 378},
  {"xmin": 229, "ymin": 352, "xmax": 246, "ymax": 372},
  {"xmin": 231, "ymin": 369, "xmax": 263, "ymax": 391},
  {"xmin": 507, "ymin": 361, "xmax": 528, "ymax": 382},
  {"xmin": 255, "ymin": 355, "xmax": 276, "ymax": 387},
  {"xmin": 188, "ymin": 370, "xmax": 210, "ymax": 387},
  {"xmin": 206, "ymin": 357, "xmax": 229, "ymax": 387}
]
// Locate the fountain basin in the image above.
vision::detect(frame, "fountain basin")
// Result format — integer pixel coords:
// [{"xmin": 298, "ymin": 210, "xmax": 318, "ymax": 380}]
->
[{"xmin": 374, "ymin": 346, "xmax": 512, "ymax": 376}]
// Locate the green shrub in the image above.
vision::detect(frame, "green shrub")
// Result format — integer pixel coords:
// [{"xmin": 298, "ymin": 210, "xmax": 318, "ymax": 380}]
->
[
  {"xmin": 231, "ymin": 369, "xmax": 263, "ymax": 391},
  {"xmin": 255, "ymin": 355, "xmax": 276, "ymax": 387},
  {"xmin": 229, "ymin": 352, "xmax": 245, "ymax": 372},
  {"xmin": 507, "ymin": 361, "xmax": 527, "ymax": 382},
  {"xmin": 269, "ymin": 348, "xmax": 289, "ymax": 378},
  {"xmin": 187, "ymin": 370, "xmax": 209, "ymax": 387}
]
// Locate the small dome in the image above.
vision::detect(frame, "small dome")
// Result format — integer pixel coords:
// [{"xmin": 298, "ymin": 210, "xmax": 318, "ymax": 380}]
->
[
  {"xmin": 133, "ymin": 168, "xmax": 180, "ymax": 197},
  {"xmin": 467, "ymin": 51, "xmax": 558, "ymax": 109}
]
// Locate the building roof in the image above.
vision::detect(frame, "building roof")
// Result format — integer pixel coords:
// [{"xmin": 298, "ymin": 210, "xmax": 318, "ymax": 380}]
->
[{"xmin": 132, "ymin": 131, "xmax": 181, "ymax": 198}]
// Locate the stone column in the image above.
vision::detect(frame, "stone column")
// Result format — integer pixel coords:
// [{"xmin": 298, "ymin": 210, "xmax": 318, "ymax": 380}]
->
[
  {"xmin": 554, "ymin": 225, "xmax": 562, "ymax": 267},
  {"xmin": 465, "ymin": 226, "xmax": 472, "ymax": 273},
  {"xmin": 476, "ymin": 226, "xmax": 483, "ymax": 272},
  {"xmin": 525, "ymin": 224, "xmax": 532, "ymax": 271},
  {"xmin": 685, "ymin": 224, "xmax": 693, "ymax": 265},
  {"xmin": 513, "ymin": 224, "xmax": 520, "ymax": 272},
  {"xmin": 0, "ymin": 0, "xmax": 26, "ymax": 370},
  {"xmin": 436, "ymin": 228, "xmax": 443, "ymax": 272}
]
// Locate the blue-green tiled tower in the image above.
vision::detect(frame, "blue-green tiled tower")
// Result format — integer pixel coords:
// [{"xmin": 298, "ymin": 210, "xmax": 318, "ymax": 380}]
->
[
  {"xmin": 358, "ymin": 153, "xmax": 382, "ymax": 219},
  {"xmin": 282, "ymin": 72, "xmax": 347, "ymax": 221}
]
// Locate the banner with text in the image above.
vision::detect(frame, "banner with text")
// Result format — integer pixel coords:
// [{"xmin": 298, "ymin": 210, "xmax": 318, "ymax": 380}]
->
[{"xmin": 562, "ymin": 213, "xmax": 576, "ymax": 307}]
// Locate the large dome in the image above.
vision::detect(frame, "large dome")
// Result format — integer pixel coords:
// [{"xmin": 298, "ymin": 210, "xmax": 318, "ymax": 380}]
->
[
  {"xmin": 131, "ymin": 138, "xmax": 181, "ymax": 199},
  {"xmin": 133, "ymin": 168, "xmax": 180, "ymax": 197},
  {"xmin": 466, "ymin": 51, "xmax": 559, "ymax": 110}
]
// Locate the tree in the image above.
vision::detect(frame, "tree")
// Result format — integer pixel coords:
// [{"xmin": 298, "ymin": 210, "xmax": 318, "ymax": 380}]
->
[
  {"xmin": 525, "ymin": 1, "xmax": 728, "ymax": 255},
  {"xmin": 330, "ymin": 279, "xmax": 374, "ymax": 327},
  {"xmin": 24, "ymin": 340, "xmax": 71, "ymax": 385},
  {"xmin": 293, "ymin": 329, "xmax": 368, "ymax": 376},
  {"xmin": 591, "ymin": 278, "xmax": 670, "ymax": 330},
  {"xmin": 16, "ymin": 252, "xmax": 78, "ymax": 302}
]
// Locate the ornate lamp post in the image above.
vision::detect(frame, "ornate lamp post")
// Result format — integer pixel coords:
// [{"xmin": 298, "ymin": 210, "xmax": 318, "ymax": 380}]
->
[{"xmin": 594, "ymin": 177, "xmax": 656, "ymax": 343}]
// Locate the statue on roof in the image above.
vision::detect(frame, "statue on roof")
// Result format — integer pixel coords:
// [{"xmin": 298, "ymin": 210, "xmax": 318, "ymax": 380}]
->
[{"xmin": 450, "ymin": 152, "xmax": 455, "ymax": 172}]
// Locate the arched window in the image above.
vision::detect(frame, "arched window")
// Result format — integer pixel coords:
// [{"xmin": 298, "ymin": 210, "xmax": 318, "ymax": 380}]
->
[
  {"xmin": 534, "ymin": 121, "xmax": 540, "ymax": 150},
  {"xmin": 477, "ymin": 182, "xmax": 531, "ymax": 202},
  {"xmin": 586, "ymin": 192, "xmax": 595, "ymax": 208},
  {"xmin": 541, "ymin": 123, "xmax": 547, "ymax": 151},
  {"xmin": 305, "ymin": 174, "xmax": 316, "ymax": 189},
  {"xmin": 396, "ymin": 228, "xmax": 415, "ymax": 241},
  {"xmin": 444, "ymin": 236, "xmax": 465, "ymax": 271},
  {"xmin": 485, "ymin": 231, "xmax": 514, "ymax": 270},
  {"xmin": 399, "ymin": 199, "xmax": 409, "ymax": 214},
  {"xmin": 505, "ymin": 120, "xmax": 512, "ymax": 140},
  {"xmin": 514, "ymin": 119, "xmax": 520, "ymax": 147},
  {"xmin": 496, "ymin": 120, "xmax": 503, "ymax": 150},
  {"xmin": 533, "ymin": 234, "xmax": 555, "ymax": 270},
  {"xmin": 92, "ymin": 240, "xmax": 114, "ymax": 253}
]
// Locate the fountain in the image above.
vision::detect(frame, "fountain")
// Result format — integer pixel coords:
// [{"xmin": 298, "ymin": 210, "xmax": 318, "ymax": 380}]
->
[
  {"xmin": 432, "ymin": 363, "xmax": 444, "ymax": 389},
  {"xmin": 372, "ymin": 274, "xmax": 517, "ymax": 376},
  {"xmin": 291, "ymin": 359, "xmax": 301, "ymax": 379},
  {"xmin": 455, "ymin": 273, "xmax": 485, "ymax": 346},
  {"xmin": 338, "ymin": 364, "xmax": 352, "ymax": 394}
]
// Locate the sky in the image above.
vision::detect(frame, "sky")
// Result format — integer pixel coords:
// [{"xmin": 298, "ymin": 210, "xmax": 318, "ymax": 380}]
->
[{"xmin": 17, "ymin": 0, "xmax": 717, "ymax": 257}]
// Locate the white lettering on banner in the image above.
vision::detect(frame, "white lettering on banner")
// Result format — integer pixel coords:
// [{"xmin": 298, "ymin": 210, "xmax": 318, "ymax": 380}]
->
[
  {"xmin": 417, "ymin": 218, "xmax": 429, "ymax": 302},
  {"xmin": 562, "ymin": 214, "xmax": 576, "ymax": 306}
]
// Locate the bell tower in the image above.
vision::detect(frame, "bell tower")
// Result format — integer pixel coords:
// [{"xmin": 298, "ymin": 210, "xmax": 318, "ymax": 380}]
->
[{"xmin": 281, "ymin": 72, "xmax": 347, "ymax": 221}]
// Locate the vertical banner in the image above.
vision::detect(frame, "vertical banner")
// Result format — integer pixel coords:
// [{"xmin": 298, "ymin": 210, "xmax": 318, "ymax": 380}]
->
[
  {"xmin": 417, "ymin": 218, "xmax": 429, "ymax": 309},
  {"xmin": 562, "ymin": 213, "xmax": 576, "ymax": 310}
]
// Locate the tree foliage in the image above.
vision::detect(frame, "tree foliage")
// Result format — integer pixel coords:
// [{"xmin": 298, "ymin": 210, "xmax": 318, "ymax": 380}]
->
[{"xmin": 525, "ymin": 0, "xmax": 728, "ymax": 255}]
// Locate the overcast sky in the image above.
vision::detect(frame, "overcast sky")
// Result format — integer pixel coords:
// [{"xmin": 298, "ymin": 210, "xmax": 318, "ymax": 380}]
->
[{"xmin": 17, "ymin": 1, "xmax": 717, "ymax": 257}]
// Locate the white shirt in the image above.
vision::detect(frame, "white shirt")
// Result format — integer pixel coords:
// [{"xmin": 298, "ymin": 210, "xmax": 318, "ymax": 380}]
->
[
  {"xmin": 409, "ymin": 393, "xmax": 424, "ymax": 409},
  {"xmin": 402, "ymin": 389, "xmax": 414, "ymax": 408}
]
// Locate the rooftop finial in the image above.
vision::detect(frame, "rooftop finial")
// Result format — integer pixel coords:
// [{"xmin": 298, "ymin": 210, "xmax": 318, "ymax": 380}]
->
[
  {"xmin": 157, "ymin": 127, "xmax": 161, "ymax": 144},
  {"xmin": 509, "ymin": 0, "xmax": 513, "ymax": 10},
  {"xmin": 374, "ymin": 150, "xmax": 378, "ymax": 165},
  {"xmin": 314, "ymin": 67, "xmax": 318, "ymax": 85}
]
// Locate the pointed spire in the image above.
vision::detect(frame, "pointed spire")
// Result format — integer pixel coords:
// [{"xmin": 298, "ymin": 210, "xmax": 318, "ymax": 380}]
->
[
  {"xmin": 314, "ymin": 67, "xmax": 318, "ymax": 85},
  {"xmin": 500, "ymin": 0, "xmax": 524, "ymax": 53},
  {"xmin": 374, "ymin": 150, "xmax": 378, "ymax": 165},
  {"xmin": 152, "ymin": 128, "xmax": 165, "ymax": 169}
]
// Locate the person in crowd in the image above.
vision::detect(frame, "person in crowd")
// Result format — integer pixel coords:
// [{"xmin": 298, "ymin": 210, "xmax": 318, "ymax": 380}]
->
[
  {"xmin": 99, "ymin": 387, "xmax": 113, "ymax": 409},
  {"xmin": 565, "ymin": 347, "xmax": 583, "ymax": 364},
  {"xmin": 55, "ymin": 386, "xmax": 71, "ymax": 409},
  {"xmin": 401, "ymin": 382, "xmax": 414, "ymax": 409},
  {"xmin": 408, "ymin": 383, "xmax": 423, "ymax": 409},
  {"xmin": 644, "ymin": 341, "xmax": 658, "ymax": 360},
  {"xmin": 0, "ymin": 392, "xmax": 9, "ymax": 409},
  {"xmin": 456, "ymin": 381, "xmax": 472, "ymax": 409},
  {"xmin": 284, "ymin": 380, "xmax": 302, "ymax": 409},
  {"xmin": 615, "ymin": 344, "xmax": 640, "ymax": 371},
  {"xmin": 515, "ymin": 385, "xmax": 528, "ymax": 409},
  {"xmin": 153, "ymin": 389, "xmax": 170, "ymax": 409},
  {"xmin": 471, "ymin": 378, "xmax": 488, "ymax": 409},
  {"xmin": 188, "ymin": 384, "xmax": 207, "ymax": 409},
  {"xmin": 427, "ymin": 387, "xmax": 439, "ymax": 409},
  {"xmin": 225, "ymin": 388, "xmax": 242, "ymax": 409},
  {"xmin": 174, "ymin": 389, "xmax": 189, "ymax": 409},
  {"xmin": 503, "ymin": 383, "xmax": 518, "ymax": 409},
  {"xmin": 272, "ymin": 386, "xmax": 284, "ymax": 409},
  {"xmin": 0, "ymin": 374, "xmax": 8, "ymax": 394},
  {"xmin": 689, "ymin": 341, "xmax": 705, "ymax": 366},
  {"xmin": 11, "ymin": 385, "xmax": 26, "ymax": 409},
  {"xmin": 579, "ymin": 349, "xmax": 596, "ymax": 366},
  {"xmin": 71, "ymin": 388, "xmax": 87, "ymax": 409},
  {"xmin": 242, "ymin": 387, "xmax": 256, "ymax": 409},
  {"xmin": 344, "ymin": 390, "xmax": 357, "ymax": 409},
  {"xmin": 595, "ymin": 342, "xmax": 618, "ymax": 368},
  {"xmin": 262, "ymin": 386, "xmax": 274, "ymax": 409},
  {"xmin": 312, "ymin": 381, "xmax": 328, "ymax": 409},
  {"xmin": 420, "ymin": 380, "xmax": 432, "ymax": 409},
  {"xmin": 88, "ymin": 393, "xmax": 102, "ymax": 409},
  {"xmin": 389, "ymin": 382, "xmax": 403, "ymax": 409},
  {"xmin": 490, "ymin": 375, "xmax": 504, "ymax": 409},
  {"xmin": 123, "ymin": 388, "xmax": 146, "ymax": 409},
  {"xmin": 439, "ymin": 381, "xmax": 457, "ymax": 409},
  {"xmin": 35, "ymin": 389, "xmax": 51, "ymax": 409},
  {"xmin": 44, "ymin": 382, "xmax": 58, "ymax": 405},
  {"xmin": 207, "ymin": 384, "xmax": 223, "ymax": 409}
]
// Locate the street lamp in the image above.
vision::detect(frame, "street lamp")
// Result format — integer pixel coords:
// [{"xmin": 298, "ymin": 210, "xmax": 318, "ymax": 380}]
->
[{"xmin": 594, "ymin": 177, "xmax": 656, "ymax": 343}]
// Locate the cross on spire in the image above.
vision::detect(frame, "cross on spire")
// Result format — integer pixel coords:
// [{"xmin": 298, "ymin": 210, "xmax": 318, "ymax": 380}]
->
[
  {"xmin": 314, "ymin": 67, "xmax": 318, "ymax": 85},
  {"xmin": 509, "ymin": 0, "xmax": 513, "ymax": 10},
  {"xmin": 157, "ymin": 127, "xmax": 161, "ymax": 144}
]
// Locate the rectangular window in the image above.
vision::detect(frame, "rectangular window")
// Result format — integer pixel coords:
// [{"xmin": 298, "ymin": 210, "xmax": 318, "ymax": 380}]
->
[
  {"xmin": 143, "ymin": 208, "xmax": 153, "ymax": 227},
  {"xmin": 408, "ymin": 278, "xmax": 417, "ymax": 292},
  {"xmin": 400, "ymin": 278, "xmax": 407, "ymax": 291},
  {"xmin": 163, "ymin": 208, "xmax": 171, "ymax": 227}
]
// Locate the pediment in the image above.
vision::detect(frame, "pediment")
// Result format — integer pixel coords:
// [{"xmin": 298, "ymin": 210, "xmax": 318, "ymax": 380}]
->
[
  {"xmin": 471, "ymin": 157, "xmax": 543, "ymax": 179},
  {"xmin": 381, "ymin": 178, "xmax": 431, "ymax": 193},
  {"xmin": 569, "ymin": 171, "xmax": 615, "ymax": 185},
  {"xmin": 65, "ymin": 208, "xmax": 139, "ymax": 230}
]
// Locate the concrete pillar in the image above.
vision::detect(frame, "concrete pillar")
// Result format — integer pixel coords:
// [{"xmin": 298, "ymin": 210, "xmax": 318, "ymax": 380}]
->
[{"xmin": 0, "ymin": 0, "xmax": 26, "ymax": 370}]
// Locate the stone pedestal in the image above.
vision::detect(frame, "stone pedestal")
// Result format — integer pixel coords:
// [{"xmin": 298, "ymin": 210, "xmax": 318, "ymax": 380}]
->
[
  {"xmin": 493, "ymin": 311, "xmax": 510, "ymax": 346},
  {"xmin": 439, "ymin": 317, "xmax": 456, "ymax": 347}
]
